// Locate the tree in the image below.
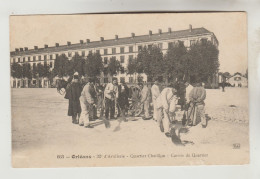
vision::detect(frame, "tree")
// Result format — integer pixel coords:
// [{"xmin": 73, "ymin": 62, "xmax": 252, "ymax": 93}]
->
[
  {"xmin": 71, "ymin": 53, "xmax": 85, "ymax": 76},
  {"xmin": 188, "ymin": 40, "xmax": 219, "ymax": 83},
  {"xmin": 53, "ymin": 54, "xmax": 70, "ymax": 77},
  {"xmin": 36, "ymin": 63, "xmax": 45, "ymax": 78},
  {"xmin": 136, "ymin": 45, "xmax": 164, "ymax": 82},
  {"xmin": 84, "ymin": 52, "xmax": 104, "ymax": 78},
  {"xmin": 22, "ymin": 63, "xmax": 32, "ymax": 79},
  {"xmin": 107, "ymin": 56, "xmax": 121, "ymax": 76},
  {"xmin": 164, "ymin": 41, "xmax": 187, "ymax": 82},
  {"xmin": 127, "ymin": 57, "xmax": 137, "ymax": 76},
  {"xmin": 11, "ymin": 62, "xmax": 23, "ymax": 78}
]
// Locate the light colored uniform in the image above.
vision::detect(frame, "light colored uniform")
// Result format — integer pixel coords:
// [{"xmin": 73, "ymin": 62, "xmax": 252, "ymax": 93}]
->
[
  {"xmin": 140, "ymin": 85, "xmax": 151, "ymax": 118},
  {"xmin": 155, "ymin": 87, "xmax": 178, "ymax": 133},
  {"xmin": 186, "ymin": 84, "xmax": 193, "ymax": 103},
  {"xmin": 189, "ymin": 86, "xmax": 206, "ymax": 126},
  {"xmin": 79, "ymin": 83, "xmax": 94, "ymax": 126},
  {"xmin": 151, "ymin": 84, "xmax": 160, "ymax": 119}
]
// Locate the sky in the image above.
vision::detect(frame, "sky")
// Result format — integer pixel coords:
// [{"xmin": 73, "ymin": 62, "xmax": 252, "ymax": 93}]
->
[{"xmin": 10, "ymin": 13, "xmax": 247, "ymax": 74}]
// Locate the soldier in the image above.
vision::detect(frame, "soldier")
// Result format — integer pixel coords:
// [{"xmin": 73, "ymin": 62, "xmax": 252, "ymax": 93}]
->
[
  {"xmin": 188, "ymin": 81, "xmax": 207, "ymax": 128},
  {"xmin": 104, "ymin": 78, "xmax": 118, "ymax": 127},
  {"xmin": 151, "ymin": 78, "xmax": 160, "ymax": 121},
  {"xmin": 79, "ymin": 78, "xmax": 95, "ymax": 128},
  {"xmin": 138, "ymin": 82, "xmax": 152, "ymax": 120},
  {"xmin": 64, "ymin": 72, "xmax": 82, "ymax": 124},
  {"xmin": 117, "ymin": 81, "xmax": 129, "ymax": 122},
  {"xmin": 155, "ymin": 83, "xmax": 178, "ymax": 137}
]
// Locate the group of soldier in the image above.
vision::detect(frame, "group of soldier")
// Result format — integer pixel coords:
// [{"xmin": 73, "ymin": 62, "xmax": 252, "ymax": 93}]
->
[{"xmin": 64, "ymin": 72, "xmax": 207, "ymax": 138}]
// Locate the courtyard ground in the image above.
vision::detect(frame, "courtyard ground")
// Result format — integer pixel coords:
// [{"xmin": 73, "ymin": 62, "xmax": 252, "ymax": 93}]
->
[{"xmin": 11, "ymin": 87, "xmax": 249, "ymax": 167}]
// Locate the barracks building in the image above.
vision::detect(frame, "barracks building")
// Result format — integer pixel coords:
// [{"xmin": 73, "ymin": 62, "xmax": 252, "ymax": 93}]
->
[{"xmin": 10, "ymin": 25, "xmax": 219, "ymax": 88}]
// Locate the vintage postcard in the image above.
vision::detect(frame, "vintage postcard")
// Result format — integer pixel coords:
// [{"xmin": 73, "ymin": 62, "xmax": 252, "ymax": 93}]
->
[{"xmin": 10, "ymin": 12, "xmax": 248, "ymax": 167}]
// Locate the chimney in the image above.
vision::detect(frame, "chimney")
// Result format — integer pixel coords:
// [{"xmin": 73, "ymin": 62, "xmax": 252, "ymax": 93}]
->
[
  {"xmin": 100, "ymin": 37, "xmax": 104, "ymax": 42},
  {"xmin": 67, "ymin": 41, "xmax": 71, "ymax": 46},
  {"xmin": 131, "ymin": 33, "xmax": 135, "ymax": 38},
  {"xmin": 115, "ymin": 35, "xmax": 118, "ymax": 40},
  {"xmin": 55, "ymin": 43, "xmax": 59, "ymax": 47},
  {"xmin": 34, "ymin": 46, "xmax": 38, "ymax": 50},
  {"xmin": 149, "ymin": 30, "xmax": 152, "ymax": 36},
  {"xmin": 86, "ymin": 39, "xmax": 90, "ymax": 43},
  {"xmin": 158, "ymin": 29, "xmax": 162, "ymax": 35},
  {"xmin": 19, "ymin": 48, "xmax": 23, "ymax": 52},
  {"xmin": 15, "ymin": 48, "xmax": 19, "ymax": 52},
  {"xmin": 24, "ymin": 47, "xmax": 28, "ymax": 51},
  {"xmin": 168, "ymin": 27, "xmax": 172, "ymax": 34},
  {"xmin": 189, "ymin": 24, "xmax": 192, "ymax": 32},
  {"xmin": 44, "ymin": 44, "xmax": 48, "ymax": 48},
  {"xmin": 80, "ymin": 40, "xmax": 84, "ymax": 44}
]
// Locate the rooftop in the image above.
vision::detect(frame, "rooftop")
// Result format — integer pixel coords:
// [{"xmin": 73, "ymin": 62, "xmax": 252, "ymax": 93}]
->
[{"xmin": 10, "ymin": 27, "xmax": 217, "ymax": 57}]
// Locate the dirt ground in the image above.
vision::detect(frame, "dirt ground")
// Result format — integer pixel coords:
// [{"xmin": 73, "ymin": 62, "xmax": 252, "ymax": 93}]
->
[{"xmin": 11, "ymin": 87, "xmax": 249, "ymax": 167}]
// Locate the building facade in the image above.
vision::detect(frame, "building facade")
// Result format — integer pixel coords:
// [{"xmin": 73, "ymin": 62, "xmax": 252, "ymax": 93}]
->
[{"xmin": 10, "ymin": 25, "xmax": 219, "ymax": 88}]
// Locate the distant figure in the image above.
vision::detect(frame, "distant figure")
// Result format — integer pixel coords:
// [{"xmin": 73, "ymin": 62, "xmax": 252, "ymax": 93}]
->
[
  {"xmin": 151, "ymin": 78, "xmax": 160, "ymax": 121},
  {"xmin": 138, "ymin": 82, "xmax": 152, "ymax": 120},
  {"xmin": 189, "ymin": 81, "xmax": 207, "ymax": 128},
  {"xmin": 221, "ymin": 76, "xmax": 226, "ymax": 92},
  {"xmin": 64, "ymin": 72, "xmax": 82, "ymax": 124}
]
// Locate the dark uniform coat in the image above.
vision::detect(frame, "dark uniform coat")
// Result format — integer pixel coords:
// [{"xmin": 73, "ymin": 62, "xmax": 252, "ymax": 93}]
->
[{"xmin": 65, "ymin": 82, "xmax": 82, "ymax": 116}]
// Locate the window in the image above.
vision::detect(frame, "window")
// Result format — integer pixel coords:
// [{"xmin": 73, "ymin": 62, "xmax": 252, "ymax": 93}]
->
[
  {"xmin": 28, "ymin": 57, "xmax": 31, "ymax": 62},
  {"xmin": 190, "ymin": 40, "xmax": 196, "ymax": 46},
  {"xmin": 89, "ymin": 50, "xmax": 92, "ymax": 55},
  {"xmin": 50, "ymin": 62, "xmax": 53, "ymax": 68},
  {"xmin": 56, "ymin": 54, "xmax": 58, "ymax": 58},
  {"xmin": 82, "ymin": 51, "xmax": 85, "ymax": 57},
  {"xmin": 129, "ymin": 55, "xmax": 134, "ymax": 63},
  {"xmin": 158, "ymin": 43, "xmax": 163, "ymax": 49},
  {"xmin": 120, "ymin": 47, "xmax": 124, "ymax": 53},
  {"xmin": 235, "ymin": 77, "xmax": 241, "ymax": 81},
  {"xmin": 96, "ymin": 50, "xmax": 100, "ymax": 54},
  {"xmin": 178, "ymin": 40, "xmax": 184, "ymax": 46},
  {"xmin": 148, "ymin": 44, "xmax": 152, "ymax": 50},
  {"xmin": 104, "ymin": 49, "xmax": 108, "ymax": 55},
  {"xmin": 18, "ymin": 58, "xmax": 20, "ymax": 63},
  {"xmin": 120, "ymin": 77, "xmax": 125, "ymax": 83},
  {"xmin": 168, "ymin": 42, "xmax": 173, "ymax": 49},
  {"xmin": 33, "ymin": 56, "xmax": 36, "ymax": 61},
  {"xmin": 120, "ymin": 56, "xmax": 125, "ymax": 63},
  {"xmin": 68, "ymin": 52, "xmax": 72, "ymax": 57},
  {"xmin": 104, "ymin": 57, "xmax": 108, "ymax": 64},
  {"xmin": 33, "ymin": 63, "xmax": 36, "ymax": 69},
  {"xmin": 112, "ymin": 48, "xmax": 116, "ymax": 54},
  {"xmin": 129, "ymin": 46, "xmax": 133, "ymax": 53},
  {"xmin": 50, "ymin": 54, "xmax": 53, "ymax": 60},
  {"xmin": 23, "ymin": 57, "xmax": 25, "ymax": 62},
  {"xmin": 75, "ymin": 52, "xmax": 79, "ymax": 56},
  {"xmin": 138, "ymin": 45, "xmax": 142, "ymax": 51},
  {"xmin": 38, "ymin": 56, "xmax": 41, "ymax": 61},
  {"xmin": 44, "ymin": 55, "xmax": 47, "ymax": 60},
  {"xmin": 201, "ymin": 38, "xmax": 207, "ymax": 45},
  {"xmin": 129, "ymin": 77, "xmax": 134, "ymax": 83}
]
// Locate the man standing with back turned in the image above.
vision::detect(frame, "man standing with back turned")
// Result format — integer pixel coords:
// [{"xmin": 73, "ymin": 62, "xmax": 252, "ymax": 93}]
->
[{"xmin": 189, "ymin": 81, "xmax": 207, "ymax": 128}]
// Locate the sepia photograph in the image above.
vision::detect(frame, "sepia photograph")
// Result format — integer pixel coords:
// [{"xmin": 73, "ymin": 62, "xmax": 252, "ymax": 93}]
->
[{"xmin": 10, "ymin": 12, "xmax": 248, "ymax": 167}]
